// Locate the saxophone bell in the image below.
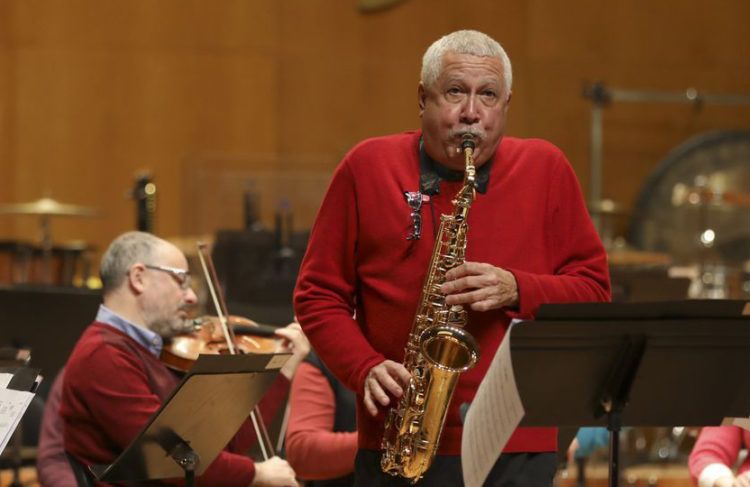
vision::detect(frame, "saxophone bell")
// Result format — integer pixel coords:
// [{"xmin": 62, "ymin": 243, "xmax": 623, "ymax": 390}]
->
[{"xmin": 420, "ymin": 325, "xmax": 479, "ymax": 374}]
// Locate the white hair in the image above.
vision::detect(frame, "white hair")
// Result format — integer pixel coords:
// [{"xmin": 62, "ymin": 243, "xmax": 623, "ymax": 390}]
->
[{"xmin": 421, "ymin": 30, "xmax": 512, "ymax": 96}]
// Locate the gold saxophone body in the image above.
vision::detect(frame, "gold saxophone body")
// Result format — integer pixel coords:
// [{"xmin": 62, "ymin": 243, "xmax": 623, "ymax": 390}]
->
[{"xmin": 381, "ymin": 134, "xmax": 481, "ymax": 482}]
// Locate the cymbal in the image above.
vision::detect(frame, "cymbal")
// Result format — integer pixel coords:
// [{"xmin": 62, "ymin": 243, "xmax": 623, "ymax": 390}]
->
[{"xmin": 0, "ymin": 197, "xmax": 98, "ymax": 217}]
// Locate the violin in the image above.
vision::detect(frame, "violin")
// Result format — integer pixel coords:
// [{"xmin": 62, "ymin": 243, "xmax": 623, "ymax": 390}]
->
[{"xmin": 161, "ymin": 315, "xmax": 282, "ymax": 372}]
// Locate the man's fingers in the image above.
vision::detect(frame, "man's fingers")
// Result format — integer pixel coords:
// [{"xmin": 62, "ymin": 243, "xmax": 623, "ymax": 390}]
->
[
  {"xmin": 441, "ymin": 276, "xmax": 471, "ymax": 294},
  {"xmin": 444, "ymin": 264, "xmax": 471, "ymax": 282},
  {"xmin": 364, "ymin": 374, "xmax": 392, "ymax": 416},
  {"xmin": 442, "ymin": 270, "xmax": 499, "ymax": 294},
  {"xmin": 363, "ymin": 388, "xmax": 379, "ymax": 416},
  {"xmin": 445, "ymin": 287, "xmax": 493, "ymax": 305},
  {"xmin": 274, "ymin": 325, "xmax": 310, "ymax": 350},
  {"xmin": 274, "ymin": 326, "xmax": 300, "ymax": 342},
  {"xmin": 469, "ymin": 298, "xmax": 501, "ymax": 312},
  {"xmin": 362, "ymin": 361, "xmax": 413, "ymax": 417},
  {"xmin": 374, "ymin": 369, "xmax": 404, "ymax": 397},
  {"xmin": 444, "ymin": 261, "xmax": 489, "ymax": 280},
  {"xmin": 394, "ymin": 365, "xmax": 412, "ymax": 387},
  {"xmin": 382, "ymin": 360, "xmax": 412, "ymax": 388}
]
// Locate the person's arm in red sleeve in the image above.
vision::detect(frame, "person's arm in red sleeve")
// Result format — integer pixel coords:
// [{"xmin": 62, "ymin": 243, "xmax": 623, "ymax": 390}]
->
[
  {"xmin": 294, "ymin": 160, "xmax": 386, "ymax": 396},
  {"xmin": 285, "ymin": 362, "xmax": 357, "ymax": 480},
  {"xmin": 689, "ymin": 426, "xmax": 742, "ymax": 487},
  {"xmin": 508, "ymin": 151, "xmax": 611, "ymax": 317},
  {"xmin": 37, "ymin": 371, "xmax": 77, "ymax": 487}
]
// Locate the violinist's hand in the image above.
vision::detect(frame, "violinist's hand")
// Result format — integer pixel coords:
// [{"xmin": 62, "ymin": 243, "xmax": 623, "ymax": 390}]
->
[
  {"xmin": 363, "ymin": 360, "xmax": 411, "ymax": 417},
  {"xmin": 441, "ymin": 262, "xmax": 519, "ymax": 311},
  {"xmin": 250, "ymin": 456, "xmax": 298, "ymax": 487},
  {"xmin": 732, "ymin": 470, "xmax": 750, "ymax": 487},
  {"xmin": 274, "ymin": 322, "xmax": 310, "ymax": 380},
  {"xmin": 713, "ymin": 476, "xmax": 734, "ymax": 487}
]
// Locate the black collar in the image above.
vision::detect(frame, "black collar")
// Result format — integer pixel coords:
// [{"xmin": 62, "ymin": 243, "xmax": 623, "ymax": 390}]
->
[{"xmin": 418, "ymin": 137, "xmax": 492, "ymax": 195}]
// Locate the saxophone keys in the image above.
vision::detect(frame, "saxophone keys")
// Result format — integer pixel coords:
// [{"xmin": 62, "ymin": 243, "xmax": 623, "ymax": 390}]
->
[{"xmin": 414, "ymin": 390, "xmax": 425, "ymax": 406}]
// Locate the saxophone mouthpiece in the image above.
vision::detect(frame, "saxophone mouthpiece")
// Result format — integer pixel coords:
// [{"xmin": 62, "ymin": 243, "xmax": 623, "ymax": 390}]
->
[{"xmin": 460, "ymin": 134, "xmax": 476, "ymax": 151}]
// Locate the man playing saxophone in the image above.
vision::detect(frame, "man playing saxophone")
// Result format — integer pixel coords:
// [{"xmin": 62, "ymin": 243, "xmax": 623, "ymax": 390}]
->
[{"xmin": 294, "ymin": 29, "xmax": 610, "ymax": 486}]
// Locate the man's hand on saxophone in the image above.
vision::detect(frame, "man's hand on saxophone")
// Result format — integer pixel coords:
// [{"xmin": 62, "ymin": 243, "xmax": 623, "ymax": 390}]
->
[
  {"xmin": 441, "ymin": 261, "xmax": 520, "ymax": 311},
  {"xmin": 363, "ymin": 360, "xmax": 412, "ymax": 416}
]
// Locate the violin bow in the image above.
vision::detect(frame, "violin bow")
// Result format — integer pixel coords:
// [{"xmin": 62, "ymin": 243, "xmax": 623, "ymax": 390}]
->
[{"xmin": 196, "ymin": 242, "xmax": 276, "ymax": 461}]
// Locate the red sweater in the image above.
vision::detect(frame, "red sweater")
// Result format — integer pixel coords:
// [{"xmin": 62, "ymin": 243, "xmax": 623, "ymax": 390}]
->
[
  {"xmin": 60, "ymin": 322, "xmax": 288, "ymax": 486},
  {"xmin": 38, "ymin": 371, "xmax": 76, "ymax": 486},
  {"xmin": 285, "ymin": 362, "xmax": 357, "ymax": 480},
  {"xmin": 294, "ymin": 131, "xmax": 610, "ymax": 454}
]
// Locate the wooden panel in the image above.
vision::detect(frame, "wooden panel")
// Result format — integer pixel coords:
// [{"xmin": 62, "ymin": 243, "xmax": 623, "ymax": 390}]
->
[
  {"xmin": 7, "ymin": 1, "xmax": 280, "ymax": 249},
  {"xmin": 1, "ymin": 0, "xmax": 749, "ymax": 267},
  {"xmin": 0, "ymin": 1, "xmax": 15, "ymax": 237}
]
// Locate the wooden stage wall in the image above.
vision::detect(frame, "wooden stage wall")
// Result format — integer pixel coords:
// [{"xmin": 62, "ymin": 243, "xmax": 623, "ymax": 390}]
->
[{"xmin": 0, "ymin": 0, "xmax": 749, "ymax": 262}]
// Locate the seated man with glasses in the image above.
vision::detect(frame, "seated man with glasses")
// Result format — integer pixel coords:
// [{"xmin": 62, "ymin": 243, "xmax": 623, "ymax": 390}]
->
[{"xmin": 58, "ymin": 231, "xmax": 306, "ymax": 486}]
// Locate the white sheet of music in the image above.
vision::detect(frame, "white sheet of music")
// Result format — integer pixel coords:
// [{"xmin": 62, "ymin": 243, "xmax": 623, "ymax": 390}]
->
[
  {"xmin": 0, "ymin": 378, "xmax": 35, "ymax": 455},
  {"xmin": 461, "ymin": 322, "xmax": 525, "ymax": 487}
]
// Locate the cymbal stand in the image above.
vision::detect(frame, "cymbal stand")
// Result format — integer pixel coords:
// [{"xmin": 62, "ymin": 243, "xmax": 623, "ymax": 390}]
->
[{"xmin": 39, "ymin": 214, "xmax": 53, "ymax": 284}]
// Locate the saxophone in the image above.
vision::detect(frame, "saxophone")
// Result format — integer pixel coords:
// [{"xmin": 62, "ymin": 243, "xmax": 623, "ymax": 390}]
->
[{"xmin": 381, "ymin": 134, "xmax": 481, "ymax": 482}]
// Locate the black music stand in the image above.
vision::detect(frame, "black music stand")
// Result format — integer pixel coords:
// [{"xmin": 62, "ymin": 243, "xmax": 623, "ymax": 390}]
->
[
  {"xmin": 89, "ymin": 352, "xmax": 290, "ymax": 486},
  {"xmin": 510, "ymin": 300, "xmax": 750, "ymax": 487}
]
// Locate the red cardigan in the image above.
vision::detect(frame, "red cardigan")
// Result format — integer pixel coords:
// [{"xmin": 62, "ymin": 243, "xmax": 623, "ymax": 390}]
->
[
  {"xmin": 294, "ymin": 131, "xmax": 610, "ymax": 454},
  {"xmin": 60, "ymin": 322, "xmax": 288, "ymax": 486}
]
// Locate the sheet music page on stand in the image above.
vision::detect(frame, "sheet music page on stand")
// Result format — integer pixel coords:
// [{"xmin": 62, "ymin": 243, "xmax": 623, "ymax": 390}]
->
[
  {"xmin": 0, "ymin": 373, "xmax": 35, "ymax": 455},
  {"xmin": 462, "ymin": 321, "xmax": 525, "ymax": 487},
  {"xmin": 722, "ymin": 416, "xmax": 750, "ymax": 430}
]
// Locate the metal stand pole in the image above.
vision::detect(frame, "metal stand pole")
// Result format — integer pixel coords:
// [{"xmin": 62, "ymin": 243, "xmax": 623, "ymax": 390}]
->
[{"xmin": 607, "ymin": 409, "xmax": 622, "ymax": 487}]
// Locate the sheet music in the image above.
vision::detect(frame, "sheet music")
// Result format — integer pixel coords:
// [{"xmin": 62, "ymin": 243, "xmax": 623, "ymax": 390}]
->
[
  {"xmin": 462, "ymin": 322, "xmax": 525, "ymax": 487},
  {"xmin": 0, "ymin": 387, "xmax": 35, "ymax": 454},
  {"xmin": 0, "ymin": 374, "xmax": 12, "ymax": 389},
  {"xmin": 722, "ymin": 416, "xmax": 750, "ymax": 430}
]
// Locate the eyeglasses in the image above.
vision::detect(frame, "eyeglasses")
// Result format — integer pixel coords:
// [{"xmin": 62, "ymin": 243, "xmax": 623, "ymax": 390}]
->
[{"xmin": 144, "ymin": 264, "xmax": 192, "ymax": 290}]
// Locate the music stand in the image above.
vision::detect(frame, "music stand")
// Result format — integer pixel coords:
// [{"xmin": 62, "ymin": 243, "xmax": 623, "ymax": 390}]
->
[
  {"xmin": 510, "ymin": 300, "xmax": 750, "ymax": 487},
  {"xmin": 90, "ymin": 352, "xmax": 289, "ymax": 486}
]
